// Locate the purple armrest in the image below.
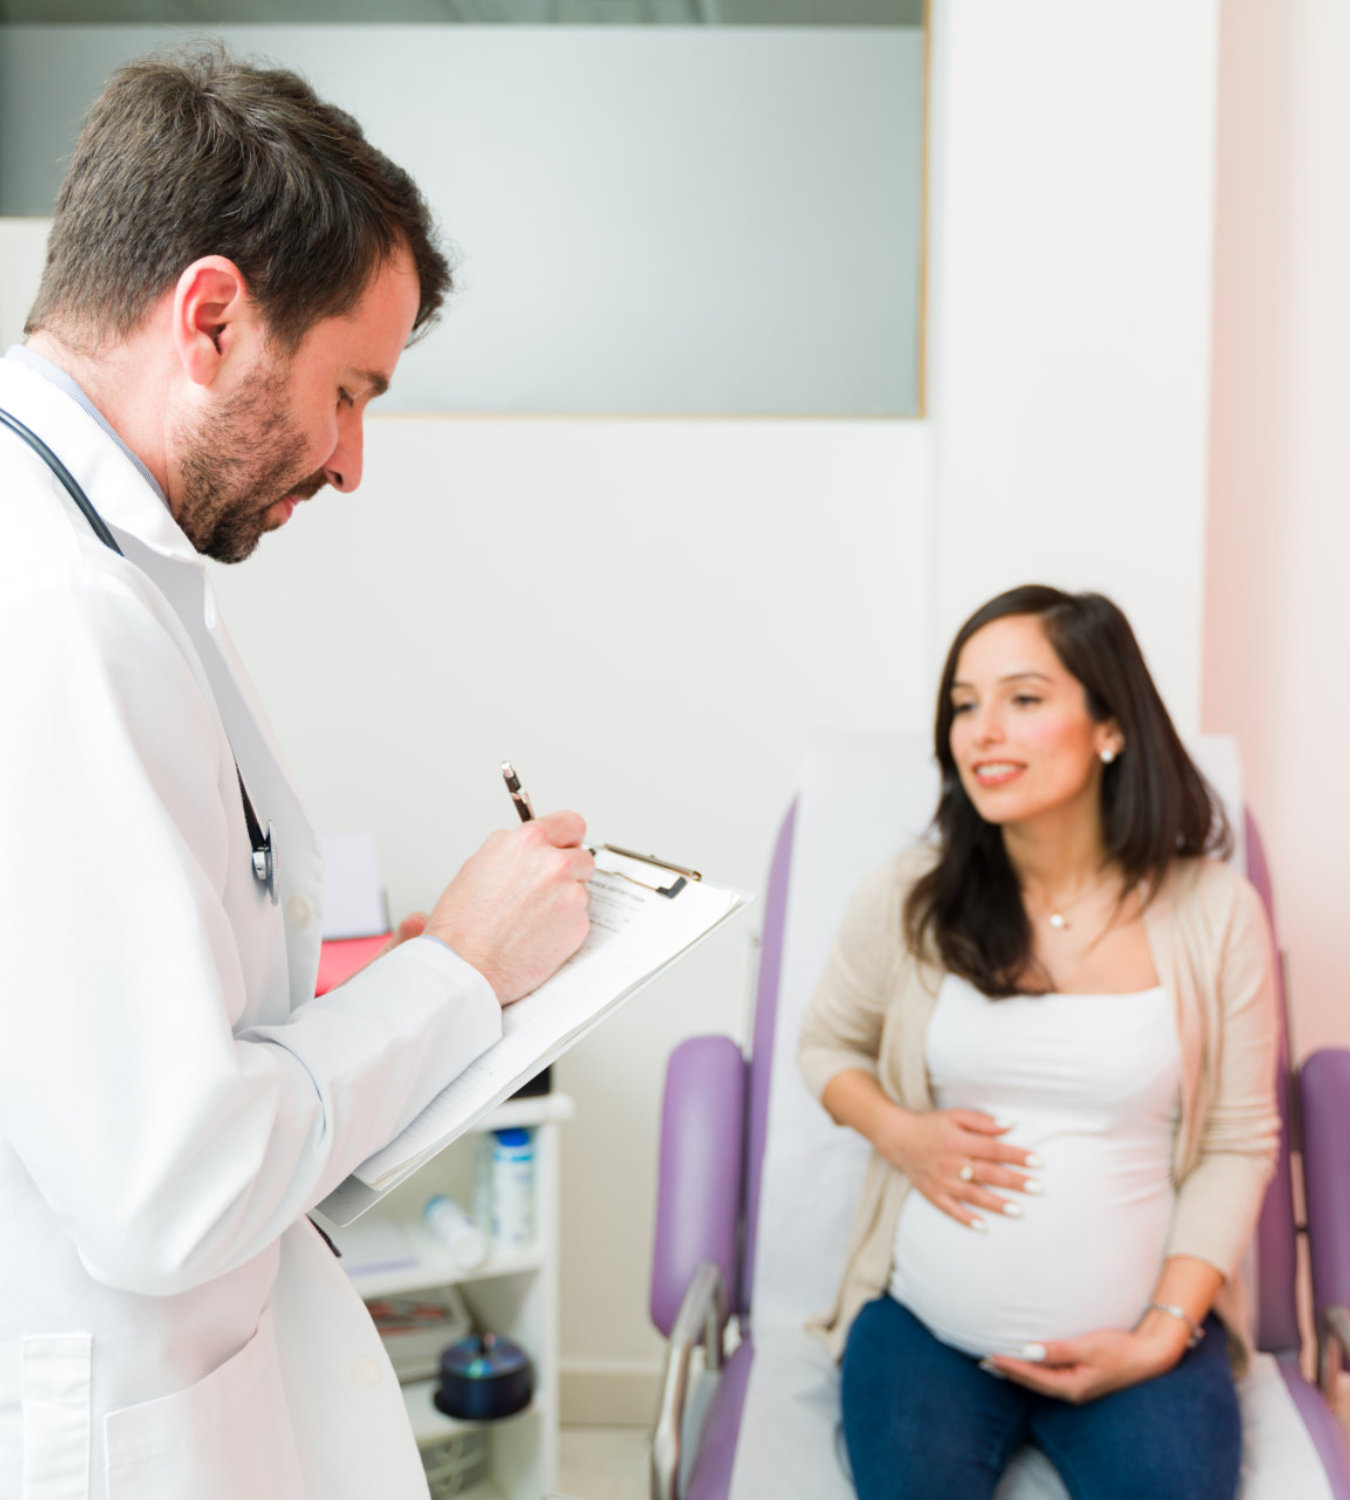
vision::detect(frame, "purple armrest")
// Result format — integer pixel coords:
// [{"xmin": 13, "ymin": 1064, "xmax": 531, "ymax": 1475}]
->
[
  {"xmin": 1301, "ymin": 1048, "xmax": 1350, "ymax": 1319},
  {"xmin": 650, "ymin": 1035, "xmax": 747, "ymax": 1338}
]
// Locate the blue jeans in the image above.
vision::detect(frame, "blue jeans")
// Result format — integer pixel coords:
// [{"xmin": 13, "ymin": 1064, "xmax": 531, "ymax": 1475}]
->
[{"xmin": 840, "ymin": 1296, "xmax": 1241, "ymax": 1500}]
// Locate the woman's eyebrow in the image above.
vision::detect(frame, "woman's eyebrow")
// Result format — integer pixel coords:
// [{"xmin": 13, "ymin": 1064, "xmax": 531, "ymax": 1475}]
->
[{"xmin": 951, "ymin": 670, "xmax": 1053, "ymax": 690}]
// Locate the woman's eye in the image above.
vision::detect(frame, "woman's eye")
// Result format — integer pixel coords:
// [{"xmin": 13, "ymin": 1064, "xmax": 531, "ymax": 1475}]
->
[
  {"xmin": 950, "ymin": 702, "xmax": 974, "ymax": 716},
  {"xmin": 1012, "ymin": 694, "xmax": 1041, "ymax": 707}
]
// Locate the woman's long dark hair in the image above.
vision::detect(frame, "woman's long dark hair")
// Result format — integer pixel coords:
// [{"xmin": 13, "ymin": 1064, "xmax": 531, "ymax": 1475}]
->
[{"xmin": 904, "ymin": 586, "xmax": 1231, "ymax": 996}]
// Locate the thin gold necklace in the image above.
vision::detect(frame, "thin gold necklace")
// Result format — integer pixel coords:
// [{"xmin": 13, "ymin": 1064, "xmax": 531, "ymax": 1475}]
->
[{"xmin": 1036, "ymin": 866, "xmax": 1117, "ymax": 931}]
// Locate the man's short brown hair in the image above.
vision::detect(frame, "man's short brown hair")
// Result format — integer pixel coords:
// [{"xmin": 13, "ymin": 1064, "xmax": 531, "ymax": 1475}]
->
[{"xmin": 27, "ymin": 43, "xmax": 452, "ymax": 353}]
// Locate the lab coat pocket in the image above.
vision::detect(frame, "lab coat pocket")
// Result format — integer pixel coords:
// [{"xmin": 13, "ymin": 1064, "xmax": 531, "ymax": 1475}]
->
[{"xmin": 104, "ymin": 1306, "xmax": 307, "ymax": 1500}]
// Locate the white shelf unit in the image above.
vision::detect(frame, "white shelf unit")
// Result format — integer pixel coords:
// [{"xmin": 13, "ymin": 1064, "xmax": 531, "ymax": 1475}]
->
[{"xmin": 332, "ymin": 1092, "xmax": 575, "ymax": 1500}]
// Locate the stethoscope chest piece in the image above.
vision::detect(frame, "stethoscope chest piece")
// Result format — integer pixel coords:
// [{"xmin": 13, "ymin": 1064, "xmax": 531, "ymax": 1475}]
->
[{"xmin": 252, "ymin": 821, "xmax": 278, "ymax": 905}]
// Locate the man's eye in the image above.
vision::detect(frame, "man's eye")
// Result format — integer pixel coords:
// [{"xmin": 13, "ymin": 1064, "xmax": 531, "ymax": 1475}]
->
[{"xmin": 338, "ymin": 388, "xmax": 355, "ymax": 409}]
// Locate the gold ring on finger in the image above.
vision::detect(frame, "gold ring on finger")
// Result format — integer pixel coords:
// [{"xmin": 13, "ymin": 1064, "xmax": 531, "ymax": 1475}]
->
[{"xmin": 959, "ymin": 1162, "xmax": 975, "ymax": 1184}]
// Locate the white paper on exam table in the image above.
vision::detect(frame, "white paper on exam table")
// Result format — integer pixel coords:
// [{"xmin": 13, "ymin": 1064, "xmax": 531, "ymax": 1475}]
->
[{"xmin": 316, "ymin": 848, "xmax": 749, "ymax": 1227}]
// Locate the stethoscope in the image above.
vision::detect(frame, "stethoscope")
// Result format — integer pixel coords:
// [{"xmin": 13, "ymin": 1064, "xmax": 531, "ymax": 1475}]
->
[{"xmin": 0, "ymin": 406, "xmax": 279, "ymax": 904}]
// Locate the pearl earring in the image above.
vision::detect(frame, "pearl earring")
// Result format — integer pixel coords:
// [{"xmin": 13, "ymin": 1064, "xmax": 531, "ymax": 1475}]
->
[{"xmin": 1100, "ymin": 748, "xmax": 1117, "ymax": 765}]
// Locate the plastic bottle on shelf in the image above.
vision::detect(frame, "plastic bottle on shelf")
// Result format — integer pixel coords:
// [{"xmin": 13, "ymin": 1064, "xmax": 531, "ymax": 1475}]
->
[
  {"xmin": 473, "ymin": 1134, "xmax": 494, "ymax": 1237},
  {"xmin": 423, "ymin": 1194, "xmax": 489, "ymax": 1270},
  {"xmin": 489, "ymin": 1128, "xmax": 535, "ymax": 1250}
]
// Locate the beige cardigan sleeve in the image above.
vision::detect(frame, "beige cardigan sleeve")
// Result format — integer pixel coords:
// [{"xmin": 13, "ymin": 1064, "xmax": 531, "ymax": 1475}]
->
[
  {"xmin": 1164, "ymin": 873, "xmax": 1281, "ymax": 1279},
  {"xmin": 797, "ymin": 851, "xmax": 927, "ymax": 1103}
]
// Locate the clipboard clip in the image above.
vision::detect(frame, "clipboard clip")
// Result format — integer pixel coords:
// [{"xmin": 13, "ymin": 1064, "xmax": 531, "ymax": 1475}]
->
[{"xmin": 594, "ymin": 844, "xmax": 702, "ymax": 899}]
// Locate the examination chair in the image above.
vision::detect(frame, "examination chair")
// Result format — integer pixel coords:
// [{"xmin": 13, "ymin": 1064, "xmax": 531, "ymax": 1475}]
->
[{"xmin": 649, "ymin": 734, "xmax": 1350, "ymax": 1500}]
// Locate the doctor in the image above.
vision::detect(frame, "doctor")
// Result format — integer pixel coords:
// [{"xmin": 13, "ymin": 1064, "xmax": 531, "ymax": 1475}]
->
[{"xmin": 0, "ymin": 45, "xmax": 593, "ymax": 1500}]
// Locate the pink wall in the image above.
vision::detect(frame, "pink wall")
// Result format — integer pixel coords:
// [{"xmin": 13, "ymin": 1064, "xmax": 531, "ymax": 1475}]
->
[{"xmin": 1204, "ymin": 0, "xmax": 1350, "ymax": 1060}]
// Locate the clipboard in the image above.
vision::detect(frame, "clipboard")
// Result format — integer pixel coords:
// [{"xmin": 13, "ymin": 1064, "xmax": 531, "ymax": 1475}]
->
[{"xmin": 316, "ymin": 844, "xmax": 750, "ymax": 1227}]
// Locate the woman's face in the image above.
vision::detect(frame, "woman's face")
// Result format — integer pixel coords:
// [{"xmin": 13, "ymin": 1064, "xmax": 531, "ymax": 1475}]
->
[{"xmin": 947, "ymin": 614, "xmax": 1122, "ymax": 832}]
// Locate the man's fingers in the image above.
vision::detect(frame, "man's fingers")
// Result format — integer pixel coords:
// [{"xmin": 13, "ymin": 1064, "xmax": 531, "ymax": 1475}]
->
[{"xmin": 532, "ymin": 808, "xmax": 587, "ymax": 847}]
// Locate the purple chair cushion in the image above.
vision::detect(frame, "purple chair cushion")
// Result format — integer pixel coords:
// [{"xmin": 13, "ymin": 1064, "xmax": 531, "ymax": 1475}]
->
[
  {"xmin": 650, "ymin": 1035, "xmax": 747, "ymax": 1337},
  {"xmin": 1301, "ymin": 1048, "xmax": 1350, "ymax": 1319},
  {"xmin": 1245, "ymin": 813, "xmax": 1302, "ymax": 1355}
]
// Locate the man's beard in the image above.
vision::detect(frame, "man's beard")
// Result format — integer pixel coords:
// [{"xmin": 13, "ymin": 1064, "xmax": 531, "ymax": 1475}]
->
[{"xmin": 175, "ymin": 360, "xmax": 326, "ymax": 564}]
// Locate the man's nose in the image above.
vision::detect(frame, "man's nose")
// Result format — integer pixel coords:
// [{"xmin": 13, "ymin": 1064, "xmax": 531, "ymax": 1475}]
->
[{"xmin": 324, "ymin": 409, "xmax": 364, "ymax": 493}]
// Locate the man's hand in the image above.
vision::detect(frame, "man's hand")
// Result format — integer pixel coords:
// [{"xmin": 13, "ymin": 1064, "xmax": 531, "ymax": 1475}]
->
[
  {"xmin": 985, "ymin": 1321, "xmax": 1189, "ymax": 1403},
  {"xmin": 425, "ymin": 810, "xmax": 594, "ymax": 1005}
]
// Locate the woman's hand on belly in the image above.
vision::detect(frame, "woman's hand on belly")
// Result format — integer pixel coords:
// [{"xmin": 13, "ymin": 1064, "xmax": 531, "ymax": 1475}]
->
[
  {"xmin": 985, "ymin": 1320, "xmax": 1190, "ymax": 1403},
  {"xmin": 885, "ymin": 1106, "xmax": 1042, "ymax": 1231}
]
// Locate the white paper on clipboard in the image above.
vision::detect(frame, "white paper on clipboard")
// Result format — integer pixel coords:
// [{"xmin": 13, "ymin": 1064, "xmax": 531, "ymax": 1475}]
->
[{"xmin": 316, "ymin": 846, "xmax": 750, "ymax": 1227}]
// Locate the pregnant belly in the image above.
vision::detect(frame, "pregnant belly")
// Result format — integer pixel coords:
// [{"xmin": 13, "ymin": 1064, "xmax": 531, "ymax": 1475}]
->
[{"xmin": 887, "ymin": 1125, "xmax": 1175, "ymax": 1360}]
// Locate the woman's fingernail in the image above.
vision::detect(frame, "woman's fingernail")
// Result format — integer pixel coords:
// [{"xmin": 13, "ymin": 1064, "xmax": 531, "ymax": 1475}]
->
[
  {"xmin": 968, "ymin": 1216, "xmax": 988, "ymax": 1233},
  {"xmin": 978, "ymin": 1359, "xmax": 1007, "ymax": 1380},
  {"xmin": 1021, "ymin": 1343, "xmax": 1047, "ymax": 1362},
  {"xmin": 1023, "ymin": 1178, "xmax": 1045, "ymax": 1195},
  {"xmin": 1001, "ymin": 1201, "xmax": 1023, "ymax": 1218},
  {"xmin": 1025, "ymin": 1153, "xmax": 1045, "ymax": 1169},
  {"xmin": 994, "ymin": 1116, "xmax": 1016, "ymax": 1130}
]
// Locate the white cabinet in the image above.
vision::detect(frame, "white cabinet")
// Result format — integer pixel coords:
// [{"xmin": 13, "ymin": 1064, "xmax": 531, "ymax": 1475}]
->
[{"xmin": 330, "ymin": 1094, "xmax": 575, "ymax": 1500}]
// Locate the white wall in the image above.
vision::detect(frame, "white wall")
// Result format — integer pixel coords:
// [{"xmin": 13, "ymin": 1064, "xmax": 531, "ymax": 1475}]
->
[
  {"xmin": 0, "ymin": 218, "xmax": 48, "ymax": 350},
  {"xmin": 928, "ymin": 0, "xmax": 1221, "ymax": 729},
  {"xmin": 1204, "ymin": 0, "xmax": 1350, "ymax": 1063},
  {"xmin": 0, "ymin": 23, "xmax": 924, "ymax": 415}
]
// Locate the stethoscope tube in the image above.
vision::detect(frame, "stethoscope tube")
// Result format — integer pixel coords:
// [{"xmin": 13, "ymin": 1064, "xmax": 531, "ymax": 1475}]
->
[
  {"xmin": 0, "ymin": 404, "xmax": 278, "ymax": 903},
  {"xmin": 0, "ymin": 407, "xmax": 124, "ymax": 554}
]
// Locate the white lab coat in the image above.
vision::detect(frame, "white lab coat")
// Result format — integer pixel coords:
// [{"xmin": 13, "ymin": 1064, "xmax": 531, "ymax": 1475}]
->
[{"xmin": 0, "ymin": 358, "xmax": 503, "ymax": 1499}]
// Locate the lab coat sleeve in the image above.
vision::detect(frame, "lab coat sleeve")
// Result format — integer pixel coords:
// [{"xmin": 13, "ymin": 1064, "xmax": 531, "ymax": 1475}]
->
[{"xmin": 0, "ymin": 565, "xmax": 501, "ymax": 1295}]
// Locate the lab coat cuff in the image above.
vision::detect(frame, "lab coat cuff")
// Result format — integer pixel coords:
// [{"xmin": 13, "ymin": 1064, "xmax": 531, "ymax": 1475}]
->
[{"xmin": 409, "ymin": 933, "xmax": 502, "ymax": 1047}]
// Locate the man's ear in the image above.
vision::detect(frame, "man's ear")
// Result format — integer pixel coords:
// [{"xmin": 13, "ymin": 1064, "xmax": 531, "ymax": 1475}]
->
[{"xmin": 172, "ymin": 257, "xmax": 258, "ymax": 388}]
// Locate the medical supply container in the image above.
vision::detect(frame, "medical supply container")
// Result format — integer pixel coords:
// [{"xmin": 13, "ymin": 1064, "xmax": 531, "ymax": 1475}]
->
[{"xmin": 423, "ymin": 1194, "xmax": 489, "ymax": 1270}]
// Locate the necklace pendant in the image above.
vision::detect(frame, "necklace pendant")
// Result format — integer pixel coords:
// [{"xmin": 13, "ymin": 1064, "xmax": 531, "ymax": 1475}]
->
[{"xmin": 1049, "ymin": 912, "xmax": 1068, "ymax": 930}]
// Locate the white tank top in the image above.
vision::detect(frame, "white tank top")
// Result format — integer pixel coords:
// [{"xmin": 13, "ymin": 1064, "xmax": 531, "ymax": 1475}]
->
[{"xmin": 887, "ymin": 972, "xmax": 1181, "ymax": 1359}]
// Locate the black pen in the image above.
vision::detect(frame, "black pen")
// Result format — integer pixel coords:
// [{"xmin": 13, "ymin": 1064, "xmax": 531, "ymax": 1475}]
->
[{"xmin": 500, "ymin": 761, "xmax": 535, "ymax": 823}]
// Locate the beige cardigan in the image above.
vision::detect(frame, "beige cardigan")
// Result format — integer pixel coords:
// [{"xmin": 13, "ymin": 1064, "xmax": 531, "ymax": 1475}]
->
[{"xmin": 797, "ymin": 847, "xmax": 1281, "ymax": 1368}]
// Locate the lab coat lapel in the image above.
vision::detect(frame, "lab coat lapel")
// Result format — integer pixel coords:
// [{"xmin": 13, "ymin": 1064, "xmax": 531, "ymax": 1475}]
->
[
  {"xmin": 0, "ymin": 359, "xmax": 327, "ymax": 1009},
  {"xmin": 119, "ymin": 539, "xmax": 328, "ymax": 1010}
]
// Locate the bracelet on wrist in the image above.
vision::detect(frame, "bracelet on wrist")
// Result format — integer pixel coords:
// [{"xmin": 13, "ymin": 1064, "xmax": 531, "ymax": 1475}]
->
[{"xmin": 1140, "ymin": 1302, "xmax": 1205, "ymax": 1349}]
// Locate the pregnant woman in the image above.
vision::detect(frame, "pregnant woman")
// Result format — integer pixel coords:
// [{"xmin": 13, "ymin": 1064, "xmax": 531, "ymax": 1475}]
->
[{"xmin": 798, "ymin": 585, "xmax": 1279, "ymax": 1500}]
